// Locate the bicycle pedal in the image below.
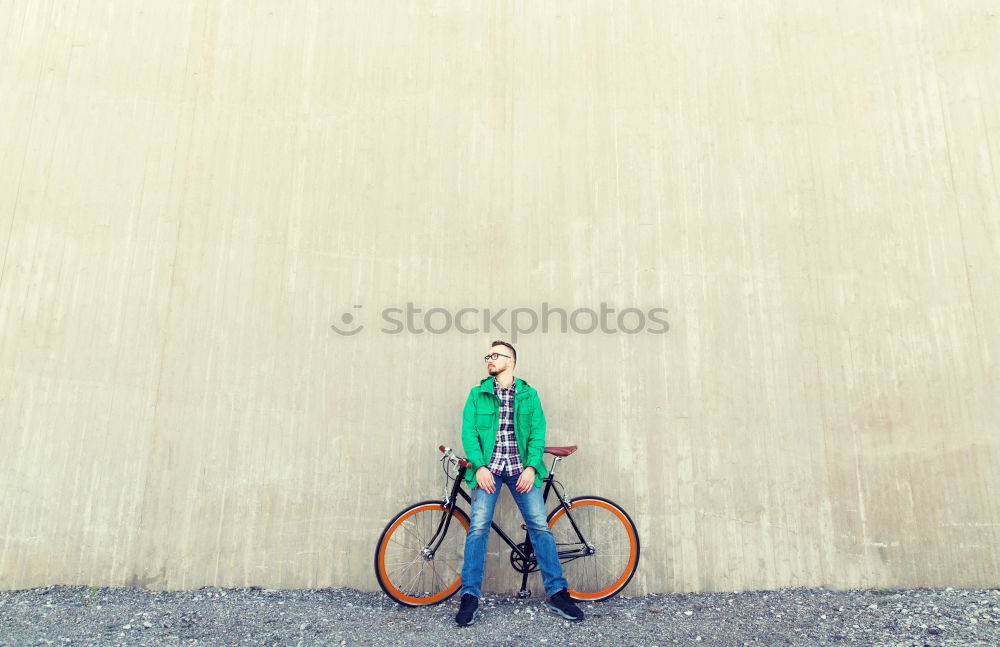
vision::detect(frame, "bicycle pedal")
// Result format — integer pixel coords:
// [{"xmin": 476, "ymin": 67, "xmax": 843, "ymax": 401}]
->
[{"xmin": 517, "ymin": 589, "xmax": 531, "ymax": 599}]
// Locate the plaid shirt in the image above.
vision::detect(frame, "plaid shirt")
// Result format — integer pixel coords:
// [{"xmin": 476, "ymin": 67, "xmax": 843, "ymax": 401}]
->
[{"xmin": 486, "ymin": 378, "xmax": 524, "ymax": 477}]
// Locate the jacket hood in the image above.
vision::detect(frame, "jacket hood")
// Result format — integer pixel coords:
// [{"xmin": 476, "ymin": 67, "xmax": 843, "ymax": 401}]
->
[{"xmin": 477, "ymin": 376, "xmax": 531, "ymax": 392}]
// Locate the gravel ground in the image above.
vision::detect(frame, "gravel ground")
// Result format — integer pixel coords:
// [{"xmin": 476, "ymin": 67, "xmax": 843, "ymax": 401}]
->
[{"xmin": 1, "ymin": 585, "xmax": 998, "ymax": 647}]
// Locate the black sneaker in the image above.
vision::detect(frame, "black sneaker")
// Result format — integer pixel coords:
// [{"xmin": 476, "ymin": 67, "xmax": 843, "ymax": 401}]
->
[
  {"xmin": 455, "ymin": 593, "xmax": 480, "ymax": 626},
  {"xmin": 546, "ymin": 589, "xmax": 584, "ymax": 621}
]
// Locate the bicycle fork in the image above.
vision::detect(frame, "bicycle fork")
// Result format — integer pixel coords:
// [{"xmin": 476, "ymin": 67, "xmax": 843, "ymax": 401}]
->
[{"xmin": 427, "ymin": 463, "xmax": 469, "ymax": 559}]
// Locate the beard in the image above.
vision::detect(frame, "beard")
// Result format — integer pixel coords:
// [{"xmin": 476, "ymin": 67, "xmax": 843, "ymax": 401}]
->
[{"xmin": 487, "ymin": 367, "xmax": 499, "ymax": 375}]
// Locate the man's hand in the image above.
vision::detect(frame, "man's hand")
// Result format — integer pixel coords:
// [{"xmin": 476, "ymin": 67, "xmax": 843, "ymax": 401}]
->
[
  {"xmin": 515, "ymin": 467, "xmax": 536, "ymax": 493},
  {"xmin": 476, "ymin": 467, "xmax": 496, "ymax": 494}
]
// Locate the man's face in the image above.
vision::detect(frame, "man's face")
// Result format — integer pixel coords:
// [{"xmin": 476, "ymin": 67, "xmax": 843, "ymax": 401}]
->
[{"xmin": 486, "ymin": 345, "xmax": 514, "ymax": 375}]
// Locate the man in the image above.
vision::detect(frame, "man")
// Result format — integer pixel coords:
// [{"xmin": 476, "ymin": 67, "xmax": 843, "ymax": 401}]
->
[{"xmin": 454, "ymin": 340, "xmax": 584, "ymax": 626}]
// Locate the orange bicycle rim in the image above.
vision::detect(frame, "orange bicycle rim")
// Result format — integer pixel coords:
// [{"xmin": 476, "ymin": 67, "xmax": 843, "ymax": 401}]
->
[
  {"xmin": 376, "ymin": 503, "xmax": 469, "ymax": 605},
  {"xmin": 548, "ymin": 499, "xmax": 638, "ymax": 600}
]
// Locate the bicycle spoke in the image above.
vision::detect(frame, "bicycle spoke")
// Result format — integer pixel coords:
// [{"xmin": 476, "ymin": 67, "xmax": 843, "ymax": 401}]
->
[
  {"xmin": 548, "ymin": 499, "xmax": 639, "ymax": 600},
  {"xmin": 430, "ymin": 561, "xmax": 451, "ymax": 590},
  {"xmin": 388, "ymin": 530, "xmax": 424, "ymax": 549},
  {"xmin": 402, "ymin": 559, "xmax": 427, "ymax": 594},
  {"xmin": 390, "ymin": 524, "xmax": 422, "ymax": 546},
  {"xmin": 594, "ymin": 555, "xmax": 620, "ymax": 581},
  {"xmin": 388, "ymin": 562, "xmax": 421, "ymax": 594},
  {"xmin": 398, "ymin": 520, "xmax": 429, "ymax": 545},
  {"xmin": 382, "ymin": 558, "xmax": 427, "ymax": 569},
  {"xmin": 375, "ymin": 504, "xmax": 471, "ymax": 605}
]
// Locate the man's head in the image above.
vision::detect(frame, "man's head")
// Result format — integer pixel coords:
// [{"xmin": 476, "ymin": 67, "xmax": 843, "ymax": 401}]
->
[{"xmin": 485, "ymin": 340, "xmax": 516, "ymax": 377}]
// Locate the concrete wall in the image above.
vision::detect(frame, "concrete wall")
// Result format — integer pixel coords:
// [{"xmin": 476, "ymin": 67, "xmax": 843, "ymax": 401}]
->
[{"xmin": 1, "ymin": 0, "xmax": 998, "ymax": 593}]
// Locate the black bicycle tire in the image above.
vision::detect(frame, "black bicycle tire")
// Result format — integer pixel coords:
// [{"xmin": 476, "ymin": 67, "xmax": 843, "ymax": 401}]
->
[
  {"xmin": 546, "ymin": 495, "xmax": 641, "ymax": 602},
  {"xmin": 374, "ymin": 500, "xmax": 470, "ymax": 606}
]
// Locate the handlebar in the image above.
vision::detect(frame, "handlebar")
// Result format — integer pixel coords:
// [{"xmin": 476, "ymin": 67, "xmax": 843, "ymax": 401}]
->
[{"xmin": 438, "ymin": 445, "xmax": 474, "ymax": 470}]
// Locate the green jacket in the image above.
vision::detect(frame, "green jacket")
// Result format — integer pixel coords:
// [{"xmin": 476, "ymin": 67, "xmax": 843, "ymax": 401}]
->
[{"xmin": 461, "ymin": 376, "xmax": 548, "ymax": 490}]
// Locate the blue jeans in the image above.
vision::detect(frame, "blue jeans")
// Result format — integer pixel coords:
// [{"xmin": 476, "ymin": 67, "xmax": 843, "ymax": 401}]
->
[{"xmin": 460, "ymin": 472, "xmax": 568, "ymax": 598}]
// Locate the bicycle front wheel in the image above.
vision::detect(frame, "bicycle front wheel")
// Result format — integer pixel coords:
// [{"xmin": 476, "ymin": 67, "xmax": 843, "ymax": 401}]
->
[
  {"xmin": 374, "ymin": 500, "xmax": 469, "ymax": 606},
  {"xmin": 547, "ymin": 496, "xmax": 640, "ymax": 601}
]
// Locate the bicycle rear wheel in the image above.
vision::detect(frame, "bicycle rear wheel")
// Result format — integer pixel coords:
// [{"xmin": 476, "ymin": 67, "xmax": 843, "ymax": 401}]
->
[
  {"xmin": 547, "ymin": 496, "xmax": 640, "ymax": 601},
  {"xmin": 374, "ymin": 500, "xmax": 469, "ymax": 606}
]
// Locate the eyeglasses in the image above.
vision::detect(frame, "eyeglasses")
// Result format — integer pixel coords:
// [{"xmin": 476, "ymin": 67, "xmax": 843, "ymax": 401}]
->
[{"xmin": 483, "ymin": 352, "xmax": 512, "ymax": 361}]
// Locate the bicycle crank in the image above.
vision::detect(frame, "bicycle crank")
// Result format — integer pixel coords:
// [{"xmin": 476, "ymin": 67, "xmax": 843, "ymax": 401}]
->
[{"xmin": 509, "ymin": 543, "xmax": 538, "ymax": 574}]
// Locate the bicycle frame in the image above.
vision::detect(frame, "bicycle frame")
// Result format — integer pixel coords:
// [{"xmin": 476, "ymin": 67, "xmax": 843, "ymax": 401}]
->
[{"xmin": 429, "ymin": 455, "xmax": 592, "ymax": 597}]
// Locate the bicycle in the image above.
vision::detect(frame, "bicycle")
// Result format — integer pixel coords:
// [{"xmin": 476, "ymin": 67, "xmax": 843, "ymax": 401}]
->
[{"xmin": 374, "ymin": 444, "xmax": 640, "ymax": 606}]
